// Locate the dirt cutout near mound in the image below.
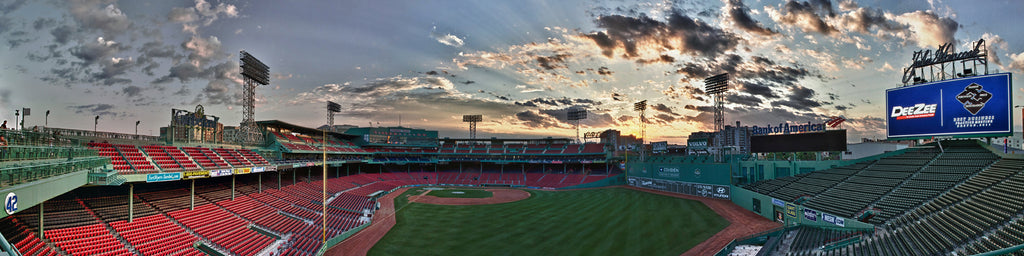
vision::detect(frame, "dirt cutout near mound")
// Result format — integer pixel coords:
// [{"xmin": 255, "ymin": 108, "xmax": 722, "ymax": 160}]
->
[{"xmin": 410, "ymin": 189, "xmax": 531, "ymax": 205}]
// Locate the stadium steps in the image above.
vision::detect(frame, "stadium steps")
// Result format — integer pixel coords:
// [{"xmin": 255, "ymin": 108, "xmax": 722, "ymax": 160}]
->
[
  {"xmin": 802, "ymin": 160, "xmax": 879, "ymax": 216},
  {"xmin": 884, "ymin": 157, "xmax": 1001, "ymax": 226},
  {"xmin": 890, "ymin": 158, "xmax": 1020, "ymax": 229},
  {"xmin": 860, "ymin": 151, "xmax": 941, "ymax": 221},
  {"xmin": 76, "ymin": 198, "xmax": 142, "ymax": 255}
]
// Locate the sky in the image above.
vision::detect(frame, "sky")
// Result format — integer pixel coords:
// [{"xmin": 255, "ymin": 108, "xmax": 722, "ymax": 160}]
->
[{"xmin": 1, "ymin": 0, "xmax": 1023, "ymax": 144}]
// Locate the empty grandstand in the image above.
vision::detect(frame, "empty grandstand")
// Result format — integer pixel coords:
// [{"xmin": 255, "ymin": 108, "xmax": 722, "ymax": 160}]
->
[{"xmin": 0, "ymin": 117, "xmax": 618, "ymax": 256}]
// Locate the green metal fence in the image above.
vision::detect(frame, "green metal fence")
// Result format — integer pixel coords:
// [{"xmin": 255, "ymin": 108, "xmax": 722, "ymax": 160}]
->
[
  {"xmin": 0, "ymin": 146, "xmax": 97, "ymax": 163},
  {"xmin": 0, "ymin": 156, "xmax": 108, "ymax": 187}
]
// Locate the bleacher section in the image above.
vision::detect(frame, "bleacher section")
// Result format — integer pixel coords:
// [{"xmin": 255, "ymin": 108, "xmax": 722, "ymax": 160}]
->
[{"xmin": 764, "ymin": 140, "xmax": 1024, "ymax": 256}]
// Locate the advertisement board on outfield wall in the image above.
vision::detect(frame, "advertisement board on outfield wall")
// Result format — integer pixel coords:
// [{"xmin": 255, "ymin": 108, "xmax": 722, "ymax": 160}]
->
[
  {"xmin": 626, "ymin": 177, "xmax": 730, "ymax": 199},
  {"xmin": 886, "ymin": 73, "xmax": 1013, "ymax": 139}
]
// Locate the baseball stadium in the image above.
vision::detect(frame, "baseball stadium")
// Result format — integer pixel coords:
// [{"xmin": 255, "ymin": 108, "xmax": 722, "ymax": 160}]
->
[
  {"xmin": 2, "ymin": 48, "xmax": 1024, "ymax": 256},
  {"xmin": 3, "ymin": 1, "xmax": 1024, "ymax": 256}
]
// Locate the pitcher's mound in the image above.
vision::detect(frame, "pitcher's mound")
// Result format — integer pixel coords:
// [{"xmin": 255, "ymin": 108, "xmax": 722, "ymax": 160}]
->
[{"xmin": 411, "ymin": 189, "xmax": 530, "ymax": 205}]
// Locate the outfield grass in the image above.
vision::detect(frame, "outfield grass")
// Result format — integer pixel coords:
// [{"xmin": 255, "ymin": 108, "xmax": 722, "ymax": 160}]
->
[
  {"xmin": 369, "ymin": 187, "xmax": 729, "ymax": 256},
  {"xmin": 428, "ymin": 189, "xmax": 493, "ymax": 198}
]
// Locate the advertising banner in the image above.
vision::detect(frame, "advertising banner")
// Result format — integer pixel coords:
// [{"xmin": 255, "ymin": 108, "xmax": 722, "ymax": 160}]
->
[
  {"xmin": 772, "ymin": 198, "xmax": 786, "ymax": 207},
  {"xmin": 786, "ymin": 203, "xmax": 798, "ymax": 218},
  {"xmin": 146, "ymin": 173, "xmax": 182, "ymax": 183},
  {"xmin": 803, "ymin": 209, "xmax": 817, "ymax": 221},
  {"xmin": 887, "ymin": 73, "xmax": 1013, "ymax": 139},
  {"xmin": 183, "ymin": 171, "xmax": 210, "ymax": 179},
  {"xmin": 233, "ymin": 168, "xmax": 251, "ymax": 175},
  {"xmin": 209, "ymin": 169, "xmax": 232, "ymax": 177},
  {"xmin": 251, "ymin": 167, "xmax": 265, "ymax": 173}
]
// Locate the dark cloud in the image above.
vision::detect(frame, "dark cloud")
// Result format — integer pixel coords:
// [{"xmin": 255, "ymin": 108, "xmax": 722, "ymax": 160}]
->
[
  {"xmin": 461, "ymin": 80, "xmax": 475, "ymax": 85},
  {"xmin": 50, "ymin": 25, "xmax": 76, "ymax": 45},
  {"xmin": 611, "ymin": 92, "xmax": 624, "ymax": 101},
  {"xmin": 425, "ymin": 70, "xmax": 439, "ymax": 75},
  {"xmin": 772, "ymin": 0, "xmax": 839, "ymax": 35},
  {"xmin": 583, "ymin": 9, "xmax": 740, "ymax": 58},
  {"xmin": 637, "ymin": 55, "xmax": 676, "ymax": 64},
  {"xmin": 726, "ymin": 94, "xmax": 763, "ymax": 106},
  {"xmin": 724, "ymin": 0, "xmax": 779, "ymax": 36},
  {"xmin": 32, "ymin": 18, "xmax": 56, "ymax": 30},
  {"xmin": 536, "ymin": 53, "xmax": 571, "ymax": 70},
  {"xmin": 839, "ymin": 5, "xmax": 904, "ymax": 34},
  {"xmin": 66, "ymin": 103, "xmax": 120, "ymax": 117},
  {"xmin": 69, "ymin": 0, "xmax": 132, "ymax": 38},
  {"xmin": 121, "ymin": 85, "xmax": 142, "ymax": 97},
  {"xmin": 739, "ymin": 82, "xmax": 778, "ymax": 99},
  {"xmin": 515, "ymin": 110, "xmax": 560, "ymax": 128},
  {"xmin": 653, "ymin": 113, "xmax": 677, "ymax": 123},
  {"xmin": 651, "ymin": 103, "xmax": 679, "ymax": 116},
  {"xmin": 0, "ymin": 0, "xmax": 27, "ymax": 15},
  {"xmin": 834, "ymin": 105, "xmax": 849, "ymax": 111},
  {"xmin": 617, "ymin": 115, "xmax": 633, "ymax": 122},
  {"xmin": 596, "ymin": 66, "xmax": 613, "ymax": 75},
  {"xmin": 515, "ymin": 97, "xmax": 599, "ymax": 108},
  {"xmin": 771, "ymin": 85, "xmax": 822, "ymax": 109},
  {"xmin": 662, "ymin": 85, "xmax": 706, "ymax": 101},
  {"xmin": 684, "ymin": 104, "xmax": 715, "ymax": 112}
]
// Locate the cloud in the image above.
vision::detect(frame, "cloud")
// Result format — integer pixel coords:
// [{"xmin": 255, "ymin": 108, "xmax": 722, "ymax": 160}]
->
[
  {"xmin": 536, "ymin": 53, "xmax": 571, "ymax": 70},
  {"xmin": 430, "ymin": 28, "xmax": 465, "ymax": 47},
  {"xmin": 893, "ymin": 10, "xmax": 958, "ymax": 48},
  {"xmin": 514, "ymin": 97, "xmax": 599, "ymax": 108},
  {"xmin": 726, "ymin": 94, "xmax": 763, "ymax": 106},
  {"xmin": 121, "ymin": 85, "xmax": 142, "ymax": 97},
  {"xmin": 68, "ymin": 0, "xmax": 131, "ymax": 38},
  {"xmin": 66, "ymin": 103, "xmax": 121, "ymax": 117},
  {"xmin": 723, "ymin": 0, "xmax": 778, "ymax": 36},
  {"xmin": 766, "ymin": 0, "xmax": 838, "ymax": 35},
  {"xmin": 515, "ymin": 110, "xmax": 560, "ymax": 128},
  {"xmin": 651, "ymin": 103, "xmax": 680, "ymax": 116},
  {"xmin": 581, "ymin": 9, "xmax": 740, "ymax": 58},
  {"xmin": 771, "ymin": 85, "xmax": 822, "ymax": 109},
  {"xmin": 168, "ymin": 0, "xmax": 239, "ymax": 33}
]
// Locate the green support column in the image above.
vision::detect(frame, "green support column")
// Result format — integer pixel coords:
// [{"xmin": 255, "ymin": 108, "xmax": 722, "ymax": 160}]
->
[
  {"xmin": 38, "ymin": 201, "xmax": 44, "ymax": 239},
  {"xmin": 231, "ymin": 174, "xmax": 236, "ymax": 200},
  {"xmin": 292, "ymin": 169, "xmax": 296, "ymax": 185},
  {"xmin": 259, "ymin": 173, "xmax": 263, "ymax": 193},
  {"xmin": 563, "ymin": 164, "xmax": 566, "ymax": 173},
  {"xmin": 128, "ymin": 183, "xmax": 134, "ymax": 222},
  {"xmin": 190, "ymin": 179, "xmax": 195, "ymax": 210},
  {"xmin": 336, "ymin": 166, "xmax": 340, "ymax": 178},
  {"xmin": 308, "ymin": 168, "xmax": 311, "ymax": 182},
  {"xmin": 346, "ymin": 165, "xmax": 350, "ymax": 176},
  {"xmin": 277, "ymin": 171, "xmax": 281, "ymax": 190}
]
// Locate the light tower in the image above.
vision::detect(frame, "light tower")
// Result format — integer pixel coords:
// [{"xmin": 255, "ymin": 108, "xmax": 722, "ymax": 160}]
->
[
  {"xmin": 462, "ymin": 115, "xmax": 482, "ymax": 140},
  {"xmin": 633, "ymin": 100, "xmax": 647, "ymax": 161},
  {"xmin": 239, "ymin": 50, "xmax": 270, "ymax": 146},
  {"xmin": 567, "ymin": 108, "xmax": 587, "ymax": 143},
  {"xmin": 326, "ymin": 101, "xmax": 340, "ymax": 132},
  {"xmin": 704, "ymin": 73, "xmax": 729, "ymax": 162}
]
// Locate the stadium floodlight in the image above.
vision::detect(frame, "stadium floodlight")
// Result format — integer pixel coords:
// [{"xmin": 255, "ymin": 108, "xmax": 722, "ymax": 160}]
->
[
  {"xmin": 567, "ymin": 108, "xmax": 587, "ymax": 143},
  {"xmin": 705, "ymin": 73, "xmax": 729, "ymax": 162},
  {"xmin": 463, "ymin": 115, "xmax": 482, "ymax": 140},
  {"xmin": 326, "ymin": 101, "xmax": 340, "ymax": 132},
  {"xmin": 633, "ymin": 100, "xmax": 647, "ymax": 161},
  {"xmin": 238, "ymin": 50, "xmax": 269, "ymax": 146}
]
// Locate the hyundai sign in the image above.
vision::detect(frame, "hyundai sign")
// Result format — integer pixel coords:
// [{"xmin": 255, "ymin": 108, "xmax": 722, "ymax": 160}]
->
[{"xmin": 886, "ymin": 73, "xmax": 1012, "ymax": 139}]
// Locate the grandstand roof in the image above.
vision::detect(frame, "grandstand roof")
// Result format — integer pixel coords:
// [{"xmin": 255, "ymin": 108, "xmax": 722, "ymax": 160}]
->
[{"xmin": 257, "ymin": 120, "xmax": 358, "ymax": 140}]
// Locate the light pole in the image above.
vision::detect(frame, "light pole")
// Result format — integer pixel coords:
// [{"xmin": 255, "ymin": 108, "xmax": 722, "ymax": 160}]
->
[
  {"xmin": 14, "ymin": 109, "xmax": 19, "ymax": 131},
  {"xmin": 135, "ymin": 121, "xmax": 140, "ymax": 136},
  {"xmin": 45, "ymin": 110, "xmax": 50, "ymax": 127},
  {"xmin": 94, "ymin": 116, "xmax": 99, "ymax": 133}
]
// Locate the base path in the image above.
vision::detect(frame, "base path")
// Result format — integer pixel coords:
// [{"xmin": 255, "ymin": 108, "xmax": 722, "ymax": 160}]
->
[
  {"xmin": 625, "ymin": 186, "xmax": 782, "ymax": 256},
  {"xmin": 327, "ymin": 187, "xmax": 411, "ymax": 256},
  {"xmin": 410, "ymin": 189, "xmax": 531, "ymax": 205}
]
